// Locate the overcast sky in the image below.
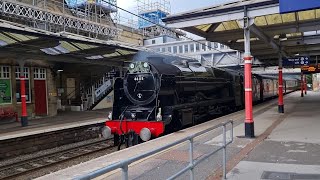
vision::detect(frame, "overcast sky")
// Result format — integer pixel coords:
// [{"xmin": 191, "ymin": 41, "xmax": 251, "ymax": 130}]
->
[
  {"xmin": 117, "ymin": 0, "xmax": 237, "ymax": 15},
  {"xmin": 116, "ymin": 0, "xmax": 237, "ymax": 39}
]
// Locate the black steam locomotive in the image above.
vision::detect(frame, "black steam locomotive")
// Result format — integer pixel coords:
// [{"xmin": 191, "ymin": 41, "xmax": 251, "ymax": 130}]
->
[{"xmin": 101, "ymin": 54, "xmax": 299, "ymax": 148}]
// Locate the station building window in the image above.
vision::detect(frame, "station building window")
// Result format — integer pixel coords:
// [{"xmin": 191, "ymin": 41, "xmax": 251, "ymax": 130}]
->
[
  {"xmin": 34, "ymin": 68, "xmax": 46, "ymax": 79},
  {"xmin": 173, "ymin": 46, "xmax": 177, "ymax": 53},
  {"xmin": 167, "ymin": 46, "xmax": 172, "ymax": 53},
  {"xmin": 161, "ymin": 47, "xmax": 165, "ymax": 52},
  {"xmin": 190, "ymin": 44, "xmax": 195, "ymax": 52},
  {"xmin": 196, "ymin": 43, "xmax": 200, "ymax": 52},
  {"xmin": 215, "ymin": 43, "xmax": 219, "ymax": 49},
  {"xmin": 201, "ymin": 43, "xmax": 206, "ymax": 51},
  {"xmin": 15, "ymin": 67, "xmax": 31, "ymax": 103},
  {"xmin": 179, "ymin": 46, "xmax": 183, "ymax": 53},
  {"xmin": 220, "ymin": 44, "xmax": 225, "ymax": 49},
  {"xmin": 0, "ymin": 66, "xmax": 12, "ymax": 104},
  {"xmin": 184, "ymin": 44, "xmax": 189, "ymax": 53}
]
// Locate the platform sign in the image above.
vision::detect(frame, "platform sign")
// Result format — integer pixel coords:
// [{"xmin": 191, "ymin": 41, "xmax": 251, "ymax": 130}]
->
[
  {"xmin": 280, "ymin": 0, "xmax": 320, "ymax": 13},
  {"xmin": 0, "ymin": 79, "xmax": 12, "ymax": 104},
  {"xmin": 283, "ymin": 56, "xmax": 310, "ymax": 67},
  {"xmin": 301, "ymin": 64, "xmax": 320, "ymax": 74}
]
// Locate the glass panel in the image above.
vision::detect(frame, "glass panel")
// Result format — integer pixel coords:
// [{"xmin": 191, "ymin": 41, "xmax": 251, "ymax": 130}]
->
[
  {"xmin": 255, "ymin": 16, "xmax": 268, "ymax": 26},
  {"xmin": 15, "ymin": 67, "xmax": 20, "ymax": 78},
  {"xmin": 281, "ymin": 13, "xmax": 296, "ymax": 23},
  {"xmin": 24, "ymin": 68, "xmax": 29, "ymax": 79},
  {"xmin": 16, "ymin": 67, "xmax": 29, "ymax": 79},
  {"xmin": 202, "ymin": 43, "xmax": 206, "ymax": 51},
  {"xmin": 195, "ymin": 43, "xmax": 200, "ymax": 52},
  {"xmin": 214, "ymin": 23, "xmax": 225, "ymax": 32},
  {"xmin": 222, "ymin": 21, "xmax": 240, "ymax": 30},
  {"xmin": 184, "ymin": 45, "xmax": 189, "ymax": 53},
  {"xmin": 173, "ymin": 46, "xmax": 177, "ymax": 53},
  {"xmin": 265, "ymin": 14, "xmax": 283, "ymax": 25},
  {"xmin": 298, "ymin": 10, "xmax": 316, "ymax": 21},
  {"xmin": 3, "ymin": 67, "xmax": 9, "ymax": 78},
  {"xmin": 190, "ymin": 44, "xmax": 195, "ymax": 52},
  {"xmin": 16, "ymin": 79, "xmax": 31, "ymax": 102},
  {"xmin": 195, "ymin": 24, "xmax": 212, "ymax": 31},
  {"xmin": 316, "ymin": 9, "xmax": 320, "ymax": 19},
  {"xmin": 179, "ymin": 46, "xmax": 183, "ymax": 53}
]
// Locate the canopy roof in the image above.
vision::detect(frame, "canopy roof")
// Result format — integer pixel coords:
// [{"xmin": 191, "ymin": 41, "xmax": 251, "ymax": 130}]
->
[
  {"xmin": 164, "ymin": 0, "xmax": 320, "ymax": 65},
  {"xmin": 0, "ymin": 20, "xmax": 140, "ymax": 67}
]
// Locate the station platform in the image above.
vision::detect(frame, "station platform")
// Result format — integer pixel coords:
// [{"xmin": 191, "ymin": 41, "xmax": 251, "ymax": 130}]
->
[
  {"xmin": 224, "ymin": 91, "xmax": 320, "ymax": 180},
  {"xmin": 37, "ymin": 91, "xmax": 320, "ymax": 180},
  {"xmin": 0, "ymin": 109, "xmax": 110, "ymax": 141}
]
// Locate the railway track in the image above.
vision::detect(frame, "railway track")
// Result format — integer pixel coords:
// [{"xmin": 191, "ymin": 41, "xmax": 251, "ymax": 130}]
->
[{"xmin": 0, "ymin": 139, "xmax": 117, "ymax": 180}]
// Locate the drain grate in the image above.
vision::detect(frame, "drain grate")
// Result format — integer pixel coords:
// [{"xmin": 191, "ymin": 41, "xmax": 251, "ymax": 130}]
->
[{"xmin": 261, "ymin": 171, "xmax": 320, "ymax": 180}]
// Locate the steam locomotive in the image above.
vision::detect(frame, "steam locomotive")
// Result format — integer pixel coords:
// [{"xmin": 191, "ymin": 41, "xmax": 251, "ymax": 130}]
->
[{"xmin": 101, "ymin": 55, "xmax": 299, "ymax": 148}]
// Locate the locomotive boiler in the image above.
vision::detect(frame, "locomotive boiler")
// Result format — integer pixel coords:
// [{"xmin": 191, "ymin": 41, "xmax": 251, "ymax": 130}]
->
[{"xmin": 102, "ymin": 56, "xmax": 243, "ymax": 148}]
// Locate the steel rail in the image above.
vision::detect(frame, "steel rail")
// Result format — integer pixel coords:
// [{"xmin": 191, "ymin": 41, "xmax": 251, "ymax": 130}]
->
[{"xmin": 0, "ymin": 139, "xmax": 115, "ymax": 180}]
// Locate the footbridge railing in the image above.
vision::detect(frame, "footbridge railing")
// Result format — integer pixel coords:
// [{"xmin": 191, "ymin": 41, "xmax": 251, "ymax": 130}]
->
[
  {"xmin": 74, "ymin": 120, "xmax": 234, "ymax": 180},
  {"xmin": 0, "ymin": 0, "xmax": 120, "ymax": 39}
]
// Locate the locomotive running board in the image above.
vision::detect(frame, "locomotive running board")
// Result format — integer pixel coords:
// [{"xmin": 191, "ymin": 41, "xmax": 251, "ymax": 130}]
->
[{"xmin": 168, "ymin": 97, "xmax": 235, "ymax": 110}]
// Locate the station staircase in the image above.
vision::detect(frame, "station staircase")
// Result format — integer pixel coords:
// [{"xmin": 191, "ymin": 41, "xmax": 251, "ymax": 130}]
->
[
  {"xmin": 82, "ymin": 75, "xmax": 114, "ymax": 110},
  {"xmin": 63, "ymin": 72, "xmax": 114, "ymax": 111}
]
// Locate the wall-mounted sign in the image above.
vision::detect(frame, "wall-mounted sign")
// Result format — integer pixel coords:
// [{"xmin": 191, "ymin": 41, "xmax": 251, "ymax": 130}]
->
[
  {"xmin": 0, "ymin": 79, "xmax": 12, "ymax": 104},
  {"xmin": 283, "ymin": 57, "xmax": 310, "ymax": 67},
  {"xmin": 301, "ymin": 64, "xmax": 320, "ymax": 73},
  {"xmin": 280, "ymin": 0, "xmax": 320, "ymax": 13}
]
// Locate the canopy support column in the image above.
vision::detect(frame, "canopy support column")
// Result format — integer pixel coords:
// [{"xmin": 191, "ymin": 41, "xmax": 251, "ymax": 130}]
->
[
  {"xmin": 301, "ymin": 72, "xmax": 304, "ymax": 97},
  {"xmin": 278, "ymin": 53, "xmax": 284, "ymax": 113},
  {"xmin": 244, "ymin": 22, "xmax": 254, "ymax": 138},
  {"xmin": 304, "ymin": 75, "xmax": 307, "ymax": 95},
  {"xmin": 18, "ymin": 60, "xmax": 28, "ymax": 127}
]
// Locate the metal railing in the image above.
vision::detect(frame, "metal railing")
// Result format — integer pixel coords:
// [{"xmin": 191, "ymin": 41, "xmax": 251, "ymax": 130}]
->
[
  {"xmin": 74, "ymin": 120, "xmax": 234, "ymax": 180},
  {"xmin": 0, "ymin": 0, "xmax": 120, "ymax": 39}
]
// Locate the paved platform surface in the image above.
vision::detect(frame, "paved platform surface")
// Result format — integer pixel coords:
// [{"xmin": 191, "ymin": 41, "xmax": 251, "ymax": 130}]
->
[
  {"xmin": 37, "ymin": 91, "xmax": 320, "ymax": 180},
  {"xmin": 0, "ymin": 109, "xmax": 110, "ymax": 141},
  {"xmin": 226, "ymin": 91, "xmax": 320, "ymax": 180}
]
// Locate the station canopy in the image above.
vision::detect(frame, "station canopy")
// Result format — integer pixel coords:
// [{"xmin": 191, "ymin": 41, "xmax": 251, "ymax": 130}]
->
[
  {"xmin": 0, "ymin": 20, "xmax": 140, "ymax": 67},
  {"xmin": 163, "ymin": 0, "xmax": 320, "ymax": 66}
]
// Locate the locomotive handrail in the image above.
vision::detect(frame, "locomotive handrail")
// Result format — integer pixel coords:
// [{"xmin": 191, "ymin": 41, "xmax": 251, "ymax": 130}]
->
[{"xmin": 74, "ymin": 120, "xmax": 234, "ymax": 180}]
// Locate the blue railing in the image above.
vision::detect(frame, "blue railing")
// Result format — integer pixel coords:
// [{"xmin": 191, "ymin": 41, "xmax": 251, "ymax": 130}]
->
[{"xmin": 74, "ymin": 120, "xmax": 234, "ymax": 180}]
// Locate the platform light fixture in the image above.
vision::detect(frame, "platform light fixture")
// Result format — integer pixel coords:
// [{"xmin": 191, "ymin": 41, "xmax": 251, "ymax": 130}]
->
[
  {"xmin": 279, "ymin": 34, "xmax": 287, "ymax": 41},
  {"xmin": 57, "ymin": 69, "xmax": 63, "ymax": 72}
]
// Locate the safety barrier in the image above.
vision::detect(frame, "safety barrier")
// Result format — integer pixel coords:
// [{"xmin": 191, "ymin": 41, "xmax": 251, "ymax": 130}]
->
[{"xmin": 74, "ymin": 120, "xmax": 234, "ymax": 180}]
